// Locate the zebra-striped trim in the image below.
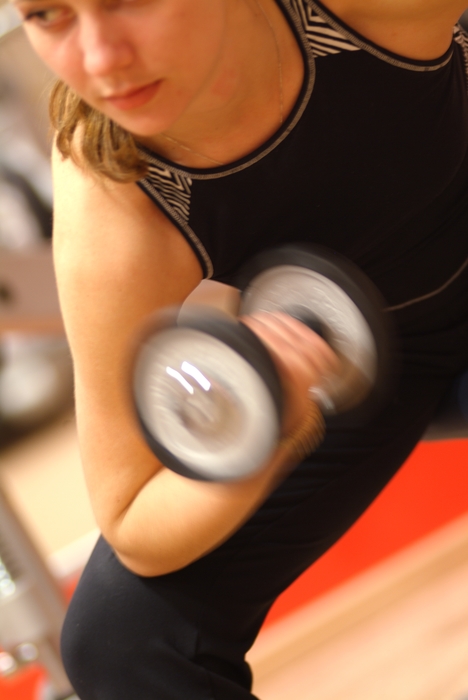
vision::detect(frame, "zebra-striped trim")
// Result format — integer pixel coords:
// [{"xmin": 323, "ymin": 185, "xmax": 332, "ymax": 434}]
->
[
  {"xmin": 454, "ymin": 24, "xmax": 468, "ymax": 91},
  {"xmin": 138, "ymin": 162, "xmax": 214, "ymax": 278},
  {"xmin": 146, "ymin": 163, "xmax": 192, "ymax": 223},
  {"xmin": 291, "ymin": 0, "xmax": 359, "ymax": 57},
  {"xmin": 309, "ymin": 0, "xmax": 454, "ymax": 72}
]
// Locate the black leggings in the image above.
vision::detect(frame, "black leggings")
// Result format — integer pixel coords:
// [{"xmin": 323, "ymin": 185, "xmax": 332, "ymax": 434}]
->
[{"xmin": 61, "ymin": 318, "xmax": 468, "ymax": 700}]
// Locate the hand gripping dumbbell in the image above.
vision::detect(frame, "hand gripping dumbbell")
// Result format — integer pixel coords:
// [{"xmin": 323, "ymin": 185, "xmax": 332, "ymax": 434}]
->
[{"xmin": 132, "ymin": 246, "xmax": 392, "ymax": 481}]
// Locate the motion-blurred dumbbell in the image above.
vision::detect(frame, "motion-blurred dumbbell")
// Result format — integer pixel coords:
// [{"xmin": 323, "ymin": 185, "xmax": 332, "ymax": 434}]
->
[{"xmin": 133, "ymin": 246, "xmax": 392, "ymax": 481}]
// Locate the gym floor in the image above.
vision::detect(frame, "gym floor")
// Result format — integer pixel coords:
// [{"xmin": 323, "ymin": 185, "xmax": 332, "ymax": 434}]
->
[
  {"xmin": 253, "ymin": 545, "xmax": 468, "ymax": 700},
  {"xmin": 1, "ymin": 413, "xmax": 468, "ymax": 700}
]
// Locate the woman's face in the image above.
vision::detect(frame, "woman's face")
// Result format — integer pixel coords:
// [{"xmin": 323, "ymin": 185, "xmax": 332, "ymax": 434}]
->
[{"xmin": 13, "ymin": 0, "xmax": 230, "ymax": 136}]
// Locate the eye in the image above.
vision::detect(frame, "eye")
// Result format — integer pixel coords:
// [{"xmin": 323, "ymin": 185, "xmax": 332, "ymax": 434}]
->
[{"xmin": 22, "ymin": 5, "xmax": 72, "ymax": 28}]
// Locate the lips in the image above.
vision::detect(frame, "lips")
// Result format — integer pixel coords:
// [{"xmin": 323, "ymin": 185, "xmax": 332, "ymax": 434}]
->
[{"xmin": 103, "ymin": 80, "xmax": 162, "ymax": 110}]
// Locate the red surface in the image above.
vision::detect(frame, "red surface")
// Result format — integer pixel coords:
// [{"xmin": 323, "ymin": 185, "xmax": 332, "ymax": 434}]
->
[
  {"xmin": 1, "ymin": 439, "xmax": 467, "ymax": 697},
  {"xmin": 264, "ymin": 439, "xmax": 468, "ymax": 625},
  {"xmin": 0, "ymin": 666, "xmax": 44, "ymax": 700}
]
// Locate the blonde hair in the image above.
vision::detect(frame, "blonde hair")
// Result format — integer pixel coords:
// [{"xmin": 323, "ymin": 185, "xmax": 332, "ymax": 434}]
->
[{"xmin": 50, "ymin": 80, "xmax": 148, "ymax": 182}]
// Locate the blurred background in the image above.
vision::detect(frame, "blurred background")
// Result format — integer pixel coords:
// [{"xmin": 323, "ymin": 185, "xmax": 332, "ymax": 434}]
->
[
  {"xmin": 0, "ymin": 7, "xmax": 95, "ymax": 699},
  {"xmin": 0, "ymin": 6, "xmax": 468, "ymax": 700},
  {"xmin": 0, "ymin": 0, "xmax": 73, "ymax": 446}
]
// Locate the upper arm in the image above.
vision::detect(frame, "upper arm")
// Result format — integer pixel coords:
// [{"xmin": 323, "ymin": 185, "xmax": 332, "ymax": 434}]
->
[
  {"xmin": 52, "ymin": 147, "xmax": 202, "ymax": 373},
  {"xmin": 51, "ymin": 146, "xmax": 203, "ymax": 529}
]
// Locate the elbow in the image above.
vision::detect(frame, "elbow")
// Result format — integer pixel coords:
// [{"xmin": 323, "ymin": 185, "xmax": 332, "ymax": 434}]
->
[
  {"xmin": 97, "ymin": 513, "xmax": 187, "ymax": 577},
  {"xmin": 113, "ymin": 550, "xmax": 178, "ymax": 577},
  {"xmin": 109, "ymin": 537, "xmax": 201, "ymax": 578}
]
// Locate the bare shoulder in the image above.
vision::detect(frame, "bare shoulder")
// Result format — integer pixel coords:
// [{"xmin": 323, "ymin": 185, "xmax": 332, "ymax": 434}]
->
[
  {"xmin": 323, "ymin": 0, "xmax": 468, "ymax": 59},
  {"xmin": 52, "ymin": 146, "xmax": 201, "ymax": 304}
]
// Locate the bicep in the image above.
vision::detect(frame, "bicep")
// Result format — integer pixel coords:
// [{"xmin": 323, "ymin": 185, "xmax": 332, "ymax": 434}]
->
[
  {"xmin": 51, "ymin": 147, "xmax": 203, "ymax": 529},
  {"xmin": 52, "ymin": 146, "xmax": 202, "ymax": 379}
]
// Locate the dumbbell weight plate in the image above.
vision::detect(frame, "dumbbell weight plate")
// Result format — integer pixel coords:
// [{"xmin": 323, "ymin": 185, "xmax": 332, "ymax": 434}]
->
[
  {"xmin": 133, "ymin": 308, "xmax": 283, "ymax": 481},
  {"xmin": 238, "ymin": 246, "xmax": 392, "ymax": 416}
]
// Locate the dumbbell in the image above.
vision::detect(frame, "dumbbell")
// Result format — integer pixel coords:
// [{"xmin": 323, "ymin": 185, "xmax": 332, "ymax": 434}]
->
[{"xmin": 132, "ymin": 246, "xmax": 392, "ymax": 481}]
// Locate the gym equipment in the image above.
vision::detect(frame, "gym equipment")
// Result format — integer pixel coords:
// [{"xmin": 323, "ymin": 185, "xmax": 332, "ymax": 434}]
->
[
  {"xmin": 237, "ymin": 246, "xmax": 392, "ymax": 417},
  {"xmin": 133, "ymin": 245, "xmax": 392, "ymax": 481},
  {"xmin": 0, "ymin": 485, "xmax": 74, "ymax": 699},
  {"xmin": 134, "ymin": 305, "xmax": 283, "ymax": 481}
]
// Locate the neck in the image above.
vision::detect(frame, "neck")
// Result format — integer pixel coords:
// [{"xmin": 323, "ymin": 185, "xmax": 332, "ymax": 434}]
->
[{"xmin": 142, "ymin": 0, "xmax": 301, "ymax": 168}]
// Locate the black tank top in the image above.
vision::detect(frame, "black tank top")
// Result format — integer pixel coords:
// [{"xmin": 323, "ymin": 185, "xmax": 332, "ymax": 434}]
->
[{"xmin": 137, "ymin": 0, "xmax": 468, "ymax": 321}]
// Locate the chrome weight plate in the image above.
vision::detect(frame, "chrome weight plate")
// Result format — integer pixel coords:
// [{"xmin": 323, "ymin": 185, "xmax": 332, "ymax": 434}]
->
[
  {"xmin": 134, "ymin": 324, "xmax": 281, "ymax": 481},
  {"xmin": 238, "ymin": 246, "xmax": 391, "ymax": 416}
]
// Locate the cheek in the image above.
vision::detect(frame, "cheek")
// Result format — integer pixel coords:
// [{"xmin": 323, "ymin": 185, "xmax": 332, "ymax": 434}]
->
[
  {"xmin": 24, "ymin": 29, "xmax": 84, "ymax": 91},
  {"xmin": 140, "ymin": 3, "xmax": 227, "ymax": 85}
]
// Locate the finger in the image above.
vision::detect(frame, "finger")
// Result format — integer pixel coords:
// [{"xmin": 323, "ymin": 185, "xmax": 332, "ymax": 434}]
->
[
  {"xmin": 257, "ymin": 312, "xmax": 341, "ymax": 371},
  {"xmin": 242, "ymin": 312, "xmax": 341, "ymax": 378},
  {"xmin": 241, "ymin": 315, "xmax": 328, "ymax": 390},
  {"xmin": 242, "ymin": 314, "xmax": 328, "ymax": 436}
]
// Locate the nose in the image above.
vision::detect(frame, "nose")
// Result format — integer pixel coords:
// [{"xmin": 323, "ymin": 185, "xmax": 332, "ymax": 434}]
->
[{"xmin": 79, "ymin": 16, "xmax": 133, "ymax": 76}]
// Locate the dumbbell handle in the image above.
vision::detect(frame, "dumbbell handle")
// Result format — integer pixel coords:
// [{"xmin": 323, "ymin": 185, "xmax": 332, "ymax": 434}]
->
[{"xmin": 288, "ymin": 313, "xmax": 327, "ymax": 341}]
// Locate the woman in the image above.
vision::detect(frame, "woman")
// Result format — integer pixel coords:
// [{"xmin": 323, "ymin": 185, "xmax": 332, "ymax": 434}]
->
[{"xmin": 15, "ymin": 0, "xmax": 468, "ymax": 697}]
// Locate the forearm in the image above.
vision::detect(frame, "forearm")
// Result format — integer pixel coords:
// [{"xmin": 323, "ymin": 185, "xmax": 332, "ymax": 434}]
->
[
  {"xmin": 108, "ymin": 444, "xmax": 292, "ymax": 577},
  {"xmin": 75, "ymin": 365, "xmax": 296, "ymax": 577}
]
